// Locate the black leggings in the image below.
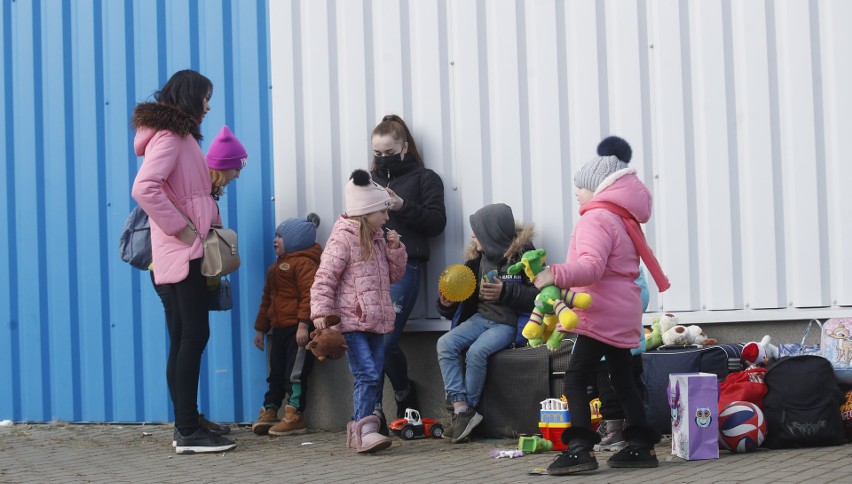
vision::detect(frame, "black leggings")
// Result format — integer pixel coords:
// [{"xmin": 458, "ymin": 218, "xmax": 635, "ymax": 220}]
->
[
  {"xmin": 151, "ymin": 258, "xmax": 210, "ymax": 430},
  {"xmin": 564, "ymin": 335, "xmax": 647, "ymax": 433},
  {"xmin": 596, "ymin": 354, "xmax": 645, "ymax": 420}
]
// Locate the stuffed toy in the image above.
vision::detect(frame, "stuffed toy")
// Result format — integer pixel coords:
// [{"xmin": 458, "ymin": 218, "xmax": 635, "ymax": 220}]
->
[
  {"xmin": 684, "ymin": 325, "xmax": 718, "ymax": 346},
  {"xmin": 742, "ymin": 335, "xmax": 778, "ymax": 366},
  {"xmin": 645, "ymin": 318, "xmax": 664, "ymax": 350},
  {"xmin": 306, "ymin": 315, "xmax": 348, "ymax": 361},
  {"xmin": 662, "ymin": 324, "xmax": 691, "ymax": 346},
  {"xmin": 661, "ymin": 320, "xmax": 718, "ymax": 347},
  {"xmin": 527, "ymin": 313, "xmax": 562, "ymax": 351},
  {"xmin": 657, "ymin": 313, "xmax": 680, "ymax": 335},
  {"xmin": 506, "ymin": 249, "xmax": 591, "ymax": 351}
]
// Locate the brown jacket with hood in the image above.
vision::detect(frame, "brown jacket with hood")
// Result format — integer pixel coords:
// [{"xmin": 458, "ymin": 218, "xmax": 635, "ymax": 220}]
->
[{"xmin": 254, "ymin": 243, "xmax": 323, "ymax": 331}]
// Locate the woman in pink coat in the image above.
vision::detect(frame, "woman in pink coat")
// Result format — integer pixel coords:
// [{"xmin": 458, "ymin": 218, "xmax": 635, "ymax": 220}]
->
[
  {"xmin": 131, "ymin": 70, "xmax": 236, "ymax": 455},
  {"xmin": 311, "ymin": 169, "xmax": 407, "ymax": 454},
  {"xmin": 535, "ymin": 136, "xmax": 665, "ymax": 474}
]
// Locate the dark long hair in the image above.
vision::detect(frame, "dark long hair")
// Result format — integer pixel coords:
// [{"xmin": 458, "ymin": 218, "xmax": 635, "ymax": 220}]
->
[
  {"xmin": 370, "ymin": 114, "xmax": 423, "ymax": 169},
  {"xmin": 155, "ymin": 70, "xmax": 213, "ymax": 141}
]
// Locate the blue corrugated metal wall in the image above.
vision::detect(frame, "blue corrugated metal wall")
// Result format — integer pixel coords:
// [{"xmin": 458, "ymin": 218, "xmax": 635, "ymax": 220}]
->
[{"xmin": 0, "ymin": 0, "xmax": 273, "ymax": 423}]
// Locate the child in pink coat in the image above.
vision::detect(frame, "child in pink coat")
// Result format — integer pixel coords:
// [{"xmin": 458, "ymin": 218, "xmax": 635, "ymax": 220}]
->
[
  {"xmin": 536, "ymin": 136, "xmax": 669, "ymax": 475},
  {"xmin": 310, "ymin": 169, "xmax": 407, "ymax": 453}
]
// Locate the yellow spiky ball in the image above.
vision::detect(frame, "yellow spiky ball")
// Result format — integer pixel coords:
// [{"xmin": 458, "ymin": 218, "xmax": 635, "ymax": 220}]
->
[{"xmin": 438, "ymin": 264, "xmax": 477, "ymax": 302}]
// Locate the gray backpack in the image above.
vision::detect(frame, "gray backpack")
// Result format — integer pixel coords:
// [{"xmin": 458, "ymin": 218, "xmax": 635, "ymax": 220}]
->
[{"xmin": 119, "ymin": 206, "xmax": 152, "ymax": 270}]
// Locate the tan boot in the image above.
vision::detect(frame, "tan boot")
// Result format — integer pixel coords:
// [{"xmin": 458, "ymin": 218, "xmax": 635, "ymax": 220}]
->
[
  {"xmin": 269, "ymin": 405, "xmax": 307, "ymax": 436},
  {"xmin": 251, "ymin": 407, "xmax": 280, "ymax": 435},
  {"xmin": 357, "ymin": 415, "xmax": 392, "ymax": 453}
]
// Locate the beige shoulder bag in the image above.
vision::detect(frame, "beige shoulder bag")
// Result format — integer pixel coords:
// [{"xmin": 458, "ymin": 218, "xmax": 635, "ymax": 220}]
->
[{"xmin": 174, "ymin": 203, "xmax": 240, "ymax": 277}]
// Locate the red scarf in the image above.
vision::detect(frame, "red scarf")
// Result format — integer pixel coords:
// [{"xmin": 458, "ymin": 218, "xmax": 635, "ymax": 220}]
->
[{"xmin": 579, "ymin": 201, "xmax": 670, "ymax": 292}]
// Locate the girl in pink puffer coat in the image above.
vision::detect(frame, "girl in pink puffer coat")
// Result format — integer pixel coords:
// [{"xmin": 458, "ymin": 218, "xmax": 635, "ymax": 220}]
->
[
  {"xmin": 310, "ymin": 169, "xmax": 407, "ymax": 454},
  {"xmin": 535, "ymin": 136, "xmax": 669, "ymax": 474}
]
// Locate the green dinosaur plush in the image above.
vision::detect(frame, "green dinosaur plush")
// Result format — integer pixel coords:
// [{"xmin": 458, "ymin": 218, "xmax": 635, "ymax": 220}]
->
[
  {"xmin": 645, "ymin": 318, "xmax": 663, "ymax": 350},
  {"xmin": 507, "ymin": 249, "xmax": 591, "ymax": 351}
]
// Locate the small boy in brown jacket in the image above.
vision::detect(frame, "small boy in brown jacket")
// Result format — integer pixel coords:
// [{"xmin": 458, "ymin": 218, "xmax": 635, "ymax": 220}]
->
[{"xmin": 251, "ymin": 214, "xmax": 322, "ymax": 436}]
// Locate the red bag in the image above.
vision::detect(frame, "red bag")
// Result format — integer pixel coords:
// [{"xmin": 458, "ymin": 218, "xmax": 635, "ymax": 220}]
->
[{"xmin": 718, "ymin": 367, "xmax": 768, "ymax": 412}]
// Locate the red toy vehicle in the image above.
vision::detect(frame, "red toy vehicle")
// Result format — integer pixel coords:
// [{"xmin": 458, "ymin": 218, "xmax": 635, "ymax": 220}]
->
[{"xmin": 389, "ymin": 408, "xmax": 444, "ymax": 440}]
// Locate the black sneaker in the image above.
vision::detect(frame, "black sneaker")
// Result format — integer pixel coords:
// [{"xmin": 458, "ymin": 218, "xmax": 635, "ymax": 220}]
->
[
  {"xmin": 175, "ymin": 427, "xmax": 236, "ymax": 455},
  {"xmin": 547, "ymin": 448, "xmax": 599, "ymax": 475},
  {"xmin": 395, "ymin": 383, "xmax": 420, "ymax": 419},
  {"xmin": 607, "ymin": 444, "xmax": 659, "ymax": 468},
  {"xmin": 451, "ymin": 409, "xmax": 482, "ymax": 443},
  {"xmin": 374, "ymin": 409, "xmax": 389, "ymax": 437},
  {"xmin": 199, "ymin": 413, "xmax": 230, "ymax": 435},
  {"xmin": 173, "ymin": 416, "xmax": 229, "ymax": 447}
]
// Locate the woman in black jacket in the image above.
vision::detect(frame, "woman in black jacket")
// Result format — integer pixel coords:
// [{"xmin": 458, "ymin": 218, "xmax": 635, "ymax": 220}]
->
[{"xmin": 370, "ymin": 114, "xmax": 447, "ymax": 419}]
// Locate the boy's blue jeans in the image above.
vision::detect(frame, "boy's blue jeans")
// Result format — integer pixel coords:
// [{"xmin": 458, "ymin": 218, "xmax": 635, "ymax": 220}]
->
[
  {"xmin": 436, "ymin": 313, "xmax": 515, "ymax": 408},
  {"xmin": 383, "ymin": 260, "xmax": 422, "ymax": 392},
  {"xmin": 344, "ymin": 331, "xmax": 385, "ymax": 421}
]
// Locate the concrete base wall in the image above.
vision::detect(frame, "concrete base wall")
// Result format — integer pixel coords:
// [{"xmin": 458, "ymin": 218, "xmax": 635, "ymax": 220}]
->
[{"xmin": 303, "ymin": 319, "xmax": 820, "ymax": 430}]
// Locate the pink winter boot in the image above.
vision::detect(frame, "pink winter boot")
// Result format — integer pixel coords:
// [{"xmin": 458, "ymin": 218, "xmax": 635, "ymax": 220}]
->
[
  {"xmin": 346, "ymin": 420, "xmax": 360, "ymax": 450},
  {"xmin": 357, "ymin": 415, "xmax": 392, "ymax": 453}
]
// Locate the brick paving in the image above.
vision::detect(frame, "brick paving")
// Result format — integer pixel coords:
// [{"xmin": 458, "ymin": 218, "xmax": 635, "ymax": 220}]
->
[{"xmin": 1, "ymin": 422, "xmax": 851, "ymax": 483}]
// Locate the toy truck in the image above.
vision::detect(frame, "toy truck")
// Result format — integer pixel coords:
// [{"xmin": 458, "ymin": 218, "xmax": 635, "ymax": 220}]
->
[{"xmin": 388, "ymin": 408, "xmax": 445, "ymax": 440}]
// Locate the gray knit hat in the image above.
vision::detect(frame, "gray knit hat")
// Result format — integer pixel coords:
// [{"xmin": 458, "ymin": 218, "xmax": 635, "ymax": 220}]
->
[{"xmin": 574, "ymin": 136, "xmax": 632, "ymax": 192}]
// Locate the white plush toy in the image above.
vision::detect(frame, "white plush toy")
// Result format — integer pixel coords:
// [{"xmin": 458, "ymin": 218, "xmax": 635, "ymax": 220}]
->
[
  {"xmin": 684, "ymin": 325, "xmax": 718, "ymax": 346},
  {"xmin": 657, "ymin": 313, "xmax": 680, "ymax": 335},
  {"xmin": 662, "ymin": 324, "xmax": 690, "ymax": 346},
  {"xmin": 742, "ymin": 335, "xmax": 779, "ymax": 366},
  {"xmin": 659, "ymin": 313, "xmax": 718, "ymax": 346}
]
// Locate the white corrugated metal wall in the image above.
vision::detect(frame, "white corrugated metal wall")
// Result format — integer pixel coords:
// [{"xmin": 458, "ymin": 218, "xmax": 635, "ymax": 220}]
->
[{"xmin": 269, "ymin": 0, "xmax": 852, "ymax": 327}]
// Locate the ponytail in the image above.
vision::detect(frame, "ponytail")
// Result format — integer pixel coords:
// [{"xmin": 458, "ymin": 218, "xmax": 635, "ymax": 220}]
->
[{"xmin": 371, "ymin": 114, "xmax": 423, "ymax": 169}]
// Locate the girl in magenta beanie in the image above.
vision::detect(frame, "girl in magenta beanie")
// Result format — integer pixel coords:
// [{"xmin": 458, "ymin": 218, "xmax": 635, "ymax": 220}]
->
[{"xmin": 207, "ymin": 125, "xmax": 247, "ymax": 199}]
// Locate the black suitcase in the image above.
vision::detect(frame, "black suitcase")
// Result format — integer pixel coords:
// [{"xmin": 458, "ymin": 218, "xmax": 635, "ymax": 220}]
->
[
  {"xmin": 642, "ymin": 344, "xmax": 743, "ymax": 433},
  {"xmin": 475, "ymin": 345, "xmax": 551, "ymax": 438},
  {"xmin": 549, "ymin": 339, "xmax": 573, "ymax": 398}
]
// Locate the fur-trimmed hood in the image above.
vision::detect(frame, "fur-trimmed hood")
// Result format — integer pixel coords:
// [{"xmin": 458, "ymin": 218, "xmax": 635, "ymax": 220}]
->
[
  {"xmin": 131, "ymin": 102, "xmax": 200, "ymax": 140},
  {"xmin": 130, "ymin": 103, "xmax": 217, "ymax": 285},
  {"xmin": 464, "ymin": 223, "xmax": 535, "ymax": 262}
]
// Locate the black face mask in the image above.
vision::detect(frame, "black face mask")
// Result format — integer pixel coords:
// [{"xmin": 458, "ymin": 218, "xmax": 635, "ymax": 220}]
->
[{"xmin": 374, "ymin": 152, "xmax": 403, "ymax": 171}]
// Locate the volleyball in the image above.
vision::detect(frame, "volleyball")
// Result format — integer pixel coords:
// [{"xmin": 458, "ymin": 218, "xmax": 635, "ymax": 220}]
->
[{"xmin": 718, "ymin": 401, "xmax": 766, "ymax": 453}]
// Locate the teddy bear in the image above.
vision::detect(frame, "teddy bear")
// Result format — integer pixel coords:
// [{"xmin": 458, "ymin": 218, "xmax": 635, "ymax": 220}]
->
[
  {"xmin": 684, "ymin": 325, "xmax": 717, "ymax": 346},
  {"xmin": 655, "ymin": 313, "xmax": 684, "ymax": 345},
  {"xmin": 306, "ymin": 315, "xmax": 348, "ymax": 361},
  {"xmin": 662, "ymin": 324, "xmax": 691, "ymax": 346},
  {"xmin": 657, "ymin": 312, "xmax": 717, "ymax": 346},
  {"xmin": 657, "ymin": 313, "xmax": 680, "ymax": 334}
]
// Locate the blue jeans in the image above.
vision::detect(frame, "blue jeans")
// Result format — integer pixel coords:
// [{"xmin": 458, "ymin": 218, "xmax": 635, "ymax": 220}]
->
[
  {"xmin": 344, "ymin": 331, "xmax": 385, "ymax": 421},
  {"xmin": 383, "ymin": 260, "xmax": 422, "ymax": 392},
  {"xmin": 436, "ymin": 313, "xmax": 515, "ymax": 408}
]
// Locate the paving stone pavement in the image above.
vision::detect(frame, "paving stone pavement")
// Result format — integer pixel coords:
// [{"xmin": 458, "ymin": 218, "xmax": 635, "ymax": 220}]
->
[{"xmin": 1, "ymin": 422, "xmax": 851, "ymax": 483}]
